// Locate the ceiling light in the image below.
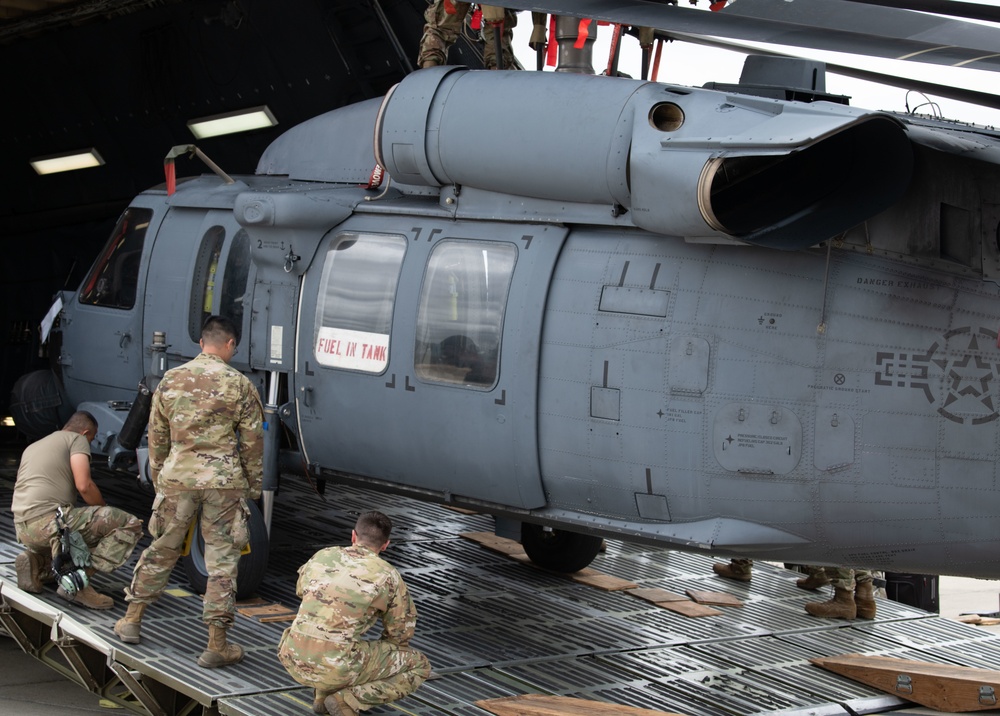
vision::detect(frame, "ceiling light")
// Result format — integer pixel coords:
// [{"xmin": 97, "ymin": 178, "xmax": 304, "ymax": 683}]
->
[
  {"xmin": 30, "ymin": 148, "xmax": 104, "ymax": 175},
  {"xmin": 187, "ymin": 105, "xmax": 278, "ymax": 139}
]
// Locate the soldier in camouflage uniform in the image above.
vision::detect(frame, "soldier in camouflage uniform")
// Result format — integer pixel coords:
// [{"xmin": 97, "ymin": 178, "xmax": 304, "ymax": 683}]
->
[
  {"xmin": 417, "ymin": 1, "xmax": 517, "ymax": 70},
  {"xmin": 278, "ymin": 511, "xmax": 430, "ymax": 716},
  {"xmin": 114, "ymin": 315, "xmax": 263, "ymax": 669},
  {"xmin": 804, "ymin": 567, "xmax": 877, "ymax": 620},
  {"xmin": 12, "ymin": 410, "xmax": 143, "ymax": 609}
]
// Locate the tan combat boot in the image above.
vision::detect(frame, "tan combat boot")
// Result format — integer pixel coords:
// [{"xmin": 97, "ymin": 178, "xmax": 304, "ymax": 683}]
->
[
  {"xmin": 197, "ymin": 625, "xmax": 244, "ymax": 668},
  {"xmin": 795, "ymin": 570, "xmax": 831, "ymax": 590},
  {"xmin": 115, "ymin": 602, "xmax": 147, "ymax": 644},
  {"xmin": 805, "ymin": 586, "xmax": 857, "ymax": 619},
  {"xmin": 324, "ymin": 692, "xmax": 359, "ymax": 716},
  {"xmin": 712, "ymin": 561, "xmax": 751, "ymax": 582},
  {"xmin": 57, "ymin": 568, "xmax": 114, "ymax": 610},
  {"xmin": 14, "ymin": 550, "xmax": 45, "ymax": 593},
  {"xmin": 312, "ymin": 689, "xmax": 332, "ymax": 714},
  {"xmin": 854, "ymin": 580, "xmax": 877, "ymax": 620},
  {"xmin": 71, "ymin": 584, "xmax": 115, "ymax": 610}
]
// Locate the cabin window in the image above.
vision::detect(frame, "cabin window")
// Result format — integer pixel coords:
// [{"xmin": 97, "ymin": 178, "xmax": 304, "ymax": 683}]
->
[
  {"xmin": 414, "ymin": 240, "xmax": 516, "ymax": 389},
  {"xmin": 313, "ymin": 232, "xmax": 407, "ymax": 373},
  {"xmin": 188, "ymin": 226, "xmax": 226, "ymax": 342},
  {"xmin": 78, "ymin": 207, "xmax": 152, "ymax": 309},
  {"xmin": 219, "ymin": 229, "xmax": 251, "ymax": 342}
]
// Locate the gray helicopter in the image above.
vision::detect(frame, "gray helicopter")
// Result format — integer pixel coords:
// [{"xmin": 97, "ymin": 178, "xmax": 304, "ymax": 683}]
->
[{"xmin": 11, "ymin": 0, "xmax": 1000, "ymax": 597}]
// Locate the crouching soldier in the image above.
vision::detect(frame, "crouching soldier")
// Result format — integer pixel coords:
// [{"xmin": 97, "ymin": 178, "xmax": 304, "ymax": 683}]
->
[
  {"xmin": 278, "ymin": 511, "xmax": 431, "ymax": 715},
  {"xmin": 12, "ymin": 411, "xmax": 142, "ymax": 609}
]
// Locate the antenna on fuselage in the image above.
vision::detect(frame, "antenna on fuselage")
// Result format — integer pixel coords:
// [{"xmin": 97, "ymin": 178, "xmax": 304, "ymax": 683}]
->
[{"xmin": 163, "ymin": 144, "xmax": 235, "ymax": 196}]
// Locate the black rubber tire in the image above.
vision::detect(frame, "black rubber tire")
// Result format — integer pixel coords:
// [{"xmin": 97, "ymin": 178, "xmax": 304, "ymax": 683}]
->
[
  {"xmin": 181, "ymin": 499, "xmax": 270, "ymax": 599},
  {"xmin": 520, "ymin": 522, "xmax": 603, "ymax": 573}
]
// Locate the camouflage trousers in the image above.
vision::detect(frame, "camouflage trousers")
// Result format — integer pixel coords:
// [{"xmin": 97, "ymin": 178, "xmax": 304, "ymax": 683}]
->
[
  {"xmin": 278, "ymin": 634, "xmax": 431, "ymax": 709},
  {"xmin": 417, "ymin": 0, "xmax": 516, "ymax": 69},
  {"xmin": 15, "ymin": 505, "xmax": 142, "ymax": 574},
  {"xmin": 126, "ymin": 487, "xmax": 249, "ymax": 628},
  {"xmin": 824, "ymin": 567, "xmax": 873, "ymax": 590}
]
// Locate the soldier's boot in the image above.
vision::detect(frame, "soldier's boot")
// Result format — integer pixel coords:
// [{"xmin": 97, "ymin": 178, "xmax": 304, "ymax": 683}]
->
[
  {"xmin": 58, "ymin": 567, "xmax": 114, "ymax": 610},
  {"xmin": 854, "ymin": 580, "xmax": 877, "ymax": 620},
  {"xmin": 312, "ymin": 689, "xmax": 332, "ymax": 714},
  {"xmin": 805, "ymin": 587, "xmax": 857, "ymax": 619},
  {"xmin": 14, "ymin": 550, "xmax": 45, "ymax": 593},
  {"xmin": 795, "ymin": 571, "xmax": 831, "ymax": 590},
  {"xmin": 114, "ymin": 602, "xmax": 147, "ymax": 644},
  {"xmin": 70, "ymin": 584, "xmax": 115, "ymax": 610},
  {"xmin": 712, "ymin": 562, "xmax": 751, "ymax": 582},
  {"xmin": 324, "ymin": 692, "xmax": 359, "ymax": 716},
  {"xmin": 197, "ymin": 625, "xmax": 244, "ymax": 668}
]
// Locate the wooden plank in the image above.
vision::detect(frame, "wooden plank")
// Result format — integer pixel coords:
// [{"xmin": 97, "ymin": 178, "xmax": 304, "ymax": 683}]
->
[
  {"xmin": 811, "ymin": 653, "xmax": 1000, "ymax": 712},
  {"xmin": 259, "ymin": 613, "xmax": 298, "ymax": 623},
  {"xmin": 685, "ymin": 590, "xmax": 743, "ymax": 607},
  {"xmin": 476, "ymin": 694, "xmax": 691, "ymax": 715},
  {"xmin": 626, "ymin": 587, "xmax": 689, "ymax": 604},
  {"xmin": 460, "ymin": 532, "xmax": 527, "ymax": 556},
  {"xmin": 441, "ymin": 505, "xmax": 479, "ymax": 515},
  {"xmin": 571, "ymin": 573, "xmax": 638, "ymax": 591},
  {"xmin": 237, "ymin": 603, "xmax": 294, "ymax": 618},
  {"xmin": 656, "ymin": 600, "xmax": 722, "ymax": 617}
]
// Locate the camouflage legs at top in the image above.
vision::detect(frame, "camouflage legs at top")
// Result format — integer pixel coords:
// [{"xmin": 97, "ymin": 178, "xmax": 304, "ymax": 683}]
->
[
  {"xmin": 279, "ymin": 635, "xmax": 430, "ymax": 713},
  {"xmin": 15, "ymin": 505, "xmax": 142, "ymax": 580},
  {"xmin": 125, "ymin": 487, "xmax": 249, "ymax": 627},
  {"xmin": 417, "ymin": 1, "xmax": 516, "ymax": 70},
  {"xmin": 804, "ymin": 567, "xmax": 876, "ymax": 620}
]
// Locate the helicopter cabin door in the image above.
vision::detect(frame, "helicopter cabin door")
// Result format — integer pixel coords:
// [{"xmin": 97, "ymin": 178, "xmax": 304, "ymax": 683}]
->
[{"xmin": 295, "ymin": 216, "xmax": 566, "ymax": 509}]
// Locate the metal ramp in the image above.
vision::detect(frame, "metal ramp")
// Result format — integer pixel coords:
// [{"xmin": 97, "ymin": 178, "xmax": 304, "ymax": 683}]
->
[{"xmin": 3, "ymin": 459, "xmax": 1000, "ymax": 715}]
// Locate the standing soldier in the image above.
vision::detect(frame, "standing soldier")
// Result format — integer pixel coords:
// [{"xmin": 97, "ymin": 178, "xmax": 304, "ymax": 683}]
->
[
  {"xmin": 417, "ymin": 1, "xmax": 517, "ymax": 70},
  {"xmin": 12, "ymin": 410, "xmax": 143, "ymax": 609},
  {"xmin": 114, "ymin": 315, "xmax": 263, "ymax": 668},
  {"xmin": 278, "ymin": 511, "xmax": 430, "ymax": 716}
]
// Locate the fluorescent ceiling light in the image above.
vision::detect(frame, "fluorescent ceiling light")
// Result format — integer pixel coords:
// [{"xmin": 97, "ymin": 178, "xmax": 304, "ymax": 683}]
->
[
  {"xmin": 30, "ymin": 148, "xmax": 104, "ymax": 175},
  {"xmin": 187, "ymin": 105, "xmax": 278, "ymax": 139}
]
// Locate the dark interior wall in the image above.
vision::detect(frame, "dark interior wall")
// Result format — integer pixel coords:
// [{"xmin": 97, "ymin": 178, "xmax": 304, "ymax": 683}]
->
[
  {"xmin": 0, "ymin": 0, "xmax": 488, "ymax": 419},
  {"xmin": 0, "ymin": 0, "xmax": 432, "ymax": 233}
]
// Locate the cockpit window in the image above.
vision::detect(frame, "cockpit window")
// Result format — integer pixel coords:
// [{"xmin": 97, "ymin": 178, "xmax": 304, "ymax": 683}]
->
[
  {"xmin": 188, "ymin": 225, "xmax": 225, "ymax": 342},
  {"xmin": 219, "ymin": 229, "xmax": 252, "ymax": 342},
  {"xmin": 78, "ymin": 207, "xmax": 152, "ymax": 309},
  {"xmin": 414, "ymin": 240, "xmax": 516, "ymax": 389},
  {"xmin": 313, "ymin": 232, "xmax": 407, "ymax": 374}
]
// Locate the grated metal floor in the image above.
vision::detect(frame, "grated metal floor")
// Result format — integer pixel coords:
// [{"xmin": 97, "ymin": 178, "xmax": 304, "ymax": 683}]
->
[{"xmin": 3, "ymin": 450, "xmax": 1000, "ymax": 715}]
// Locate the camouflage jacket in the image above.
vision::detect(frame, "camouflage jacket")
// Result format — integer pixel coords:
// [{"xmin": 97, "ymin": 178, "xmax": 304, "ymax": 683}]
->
[
  {"xmin": 283, "ymin": 544, "xmax": 417, "ymax": 656},
  {"xmin": 148, "ymin": 352, "xmax": 263, "ymax": 496}
]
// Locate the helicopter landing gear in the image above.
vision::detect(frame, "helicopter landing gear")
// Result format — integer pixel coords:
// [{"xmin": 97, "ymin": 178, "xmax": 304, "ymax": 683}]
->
[
  {"xmin": 181, "ymin": 498, "xmax": 270, "ymax": 600},
  {"xmin": 520, "ymin": 522, "xmax": 604, "ymax": 573}
]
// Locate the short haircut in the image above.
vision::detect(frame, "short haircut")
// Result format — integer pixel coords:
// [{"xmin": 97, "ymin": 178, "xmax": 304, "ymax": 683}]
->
[
  {"xmin": 355, "ymin": 511, "xmax": 393, "ymax": 547},
  {"xmin": 201, "ymin": 315, "xmax": 239, "ymax": 347},
  {"xmin": 63, "ymin": 410, "xmax": 98, "ymax": 434}
]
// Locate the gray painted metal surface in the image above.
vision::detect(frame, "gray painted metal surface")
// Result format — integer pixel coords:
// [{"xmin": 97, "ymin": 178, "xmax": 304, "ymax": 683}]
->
[{"xmin": 3, "ymin": 459, "xmax": 1000, "ymax": 715}]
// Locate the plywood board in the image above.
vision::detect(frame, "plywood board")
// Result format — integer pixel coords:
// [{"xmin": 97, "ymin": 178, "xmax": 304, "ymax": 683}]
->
[
  {"xmin": 461, "ymin": 531, "xmax": 527, "ymax": 556},
  {"xmin": 627, "ymin": 587, "xmax": 689, "ymax": 604},
  {"xmin": 476, "ymin": 694, "xmax": 690, "ymax": 715},
  {"xmin": 685, "ymin": 590, "xmax": 743, "ymax": 607},
  {"xmin": 571, "ymin": 573, "xmax": 638, "ymax": 591},
  {"xmin": 812, "ymin": 653, "xmax": 1000, "ymax": 712},
  {"xmin": 657, "ymin": 600, "xmax": 722, "ymax": 617}
]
